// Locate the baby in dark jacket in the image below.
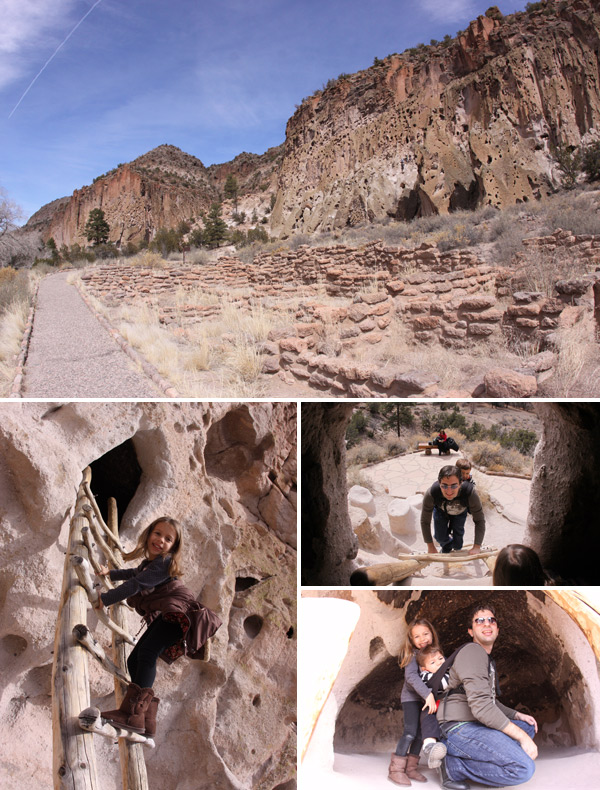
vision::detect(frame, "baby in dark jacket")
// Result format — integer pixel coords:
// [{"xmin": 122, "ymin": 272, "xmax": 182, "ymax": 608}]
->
[{"xmin": 416, "ymin": 645, "xmax": 449, "ymax": 769}]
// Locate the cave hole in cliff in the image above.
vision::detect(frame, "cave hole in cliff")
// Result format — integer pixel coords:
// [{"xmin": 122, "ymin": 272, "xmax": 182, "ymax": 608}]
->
[
  {"xmin": 1, "ymin": 634, "xmax": 28, "ymax": 658},
  {"xmin": 448, "ymin": 177, "xmax": 484, "ymax": 212},
  {"xmin": 301, "ymin": 403, "xmax": 600, "ymax": 585},
  {"xmin": 235, "ymin": 576, "xmax": 261, "ymax": 592},
  {"xmin": 88, "ymin": 439, "xmax": 142, "ymax": 526},
  {"xmin": 243, "ymin": 615, "xmax": 264, "ymax": 639},
  {"xmin": 333, "ymin": 591, "xmax": 596, "ymax": 755}
]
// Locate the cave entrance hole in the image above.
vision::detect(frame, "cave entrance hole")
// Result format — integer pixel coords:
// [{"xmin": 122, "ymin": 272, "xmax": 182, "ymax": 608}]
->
[
  {"xmin": 332, "ymin": 590, "xmax": 598, "ymax": 755},
  {"xmin": 88, "ymin": 438, "xmax": 142, "ymax": 528}
]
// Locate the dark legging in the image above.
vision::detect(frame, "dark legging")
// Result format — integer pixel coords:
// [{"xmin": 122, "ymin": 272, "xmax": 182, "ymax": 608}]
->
[
  {"xmin": 395, "ymin": 700, "xmax": 423, "ymax": 756},
  {"xmin": 127, "ymin": 616, "xmax": 183, "ymax": 688}
]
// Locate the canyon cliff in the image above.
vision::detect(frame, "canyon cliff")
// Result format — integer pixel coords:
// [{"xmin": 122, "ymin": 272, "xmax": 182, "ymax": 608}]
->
[
  {"xmin": 25, "ymin": 144, "xmax": 282, "ymax": 248},
  {"xmin": 273, "ymin": 0, "xmax": 600, "ymax": 234},
  {"xmin": 21, "ymin": 1, "xmax": 600, "ymax": 247}
]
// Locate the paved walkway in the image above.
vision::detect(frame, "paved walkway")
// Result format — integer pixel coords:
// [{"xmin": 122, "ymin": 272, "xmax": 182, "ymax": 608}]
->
[
  {"xmin": 21, "ymin": 272, "xmax": 162, "ymax": 398},
  {"xmin": 357, "ymin": 451, "xmax": 532, "ymax": 586}
]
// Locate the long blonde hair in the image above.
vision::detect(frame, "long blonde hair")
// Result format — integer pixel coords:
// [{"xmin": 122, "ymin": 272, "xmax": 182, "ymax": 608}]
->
[
  {"xmin": 123, "ymin": 517, "xmax": 184, "ymax": 578},
  {"xmin": 398, "ymin": 617, "xmax": 440, "ymax": 668}
]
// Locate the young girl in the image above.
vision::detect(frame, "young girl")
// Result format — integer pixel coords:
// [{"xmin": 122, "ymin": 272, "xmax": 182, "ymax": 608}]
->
[
  {"xmin": 389, "ymin": 618, "xmax": 439, "ymax": 786},
  {"xmin": 94, "ymin": 517, "xmax": 222, "ymax": 738}
]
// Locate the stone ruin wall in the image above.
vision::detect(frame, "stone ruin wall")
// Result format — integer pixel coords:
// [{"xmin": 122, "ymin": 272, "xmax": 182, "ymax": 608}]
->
[{"xmin": 78, "ymin": 230, "xmax": 600, "ymax": 397}]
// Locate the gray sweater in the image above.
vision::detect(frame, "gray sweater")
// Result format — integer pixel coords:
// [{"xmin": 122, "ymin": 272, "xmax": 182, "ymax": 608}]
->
[
  {"xmin": 437, "ymin": 642, "xmax": 517, "ymax": 730},
  {"xmin": 100, "ymin": 555, "xmax": 172, "ymax": 607}
]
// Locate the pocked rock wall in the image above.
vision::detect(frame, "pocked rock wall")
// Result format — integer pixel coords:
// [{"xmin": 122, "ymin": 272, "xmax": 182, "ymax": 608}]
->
[{"xmin": 0, "ymin": 402, "xmax": 297, "ymax": 790}]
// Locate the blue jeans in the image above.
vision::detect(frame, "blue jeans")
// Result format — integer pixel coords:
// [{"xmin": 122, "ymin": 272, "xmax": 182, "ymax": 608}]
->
[
  {"xmin": 433, "ymin": 507, "xmax": 468, "ymax": 552},
  {"xmin": 443, "ymin": 720, "xmax": 536, "ymax": 787}
]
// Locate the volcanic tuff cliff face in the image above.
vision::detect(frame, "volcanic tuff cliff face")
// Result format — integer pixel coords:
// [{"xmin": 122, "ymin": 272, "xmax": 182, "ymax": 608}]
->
[
  {"xmin": 22, "ymin": 1, "xmax": 600, "ymax": 247},
  {"xmin": 27, "ymin": 144, "xmax": 283, "ymax": 247},
  {"xmin": 272, "ymin": 0, "xmax": 600, "ymax": 234}
]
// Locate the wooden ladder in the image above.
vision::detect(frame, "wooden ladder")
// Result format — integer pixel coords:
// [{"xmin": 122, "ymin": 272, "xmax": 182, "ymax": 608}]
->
[{"xmin": 51, "ymin": 467, "xmax": 151, "ymax": 790}]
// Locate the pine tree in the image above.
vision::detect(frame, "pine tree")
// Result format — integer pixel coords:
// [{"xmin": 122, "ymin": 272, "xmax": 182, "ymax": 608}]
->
[
  {"xmin": 203, "ymin": 203, "xmax": 228, "ymax": 248},
  {"xmin": 84, "ymin": 208, "xmax": 110, "ymax": 246},
  {"xmin": 224, "ymin": 175, "xmax": 239, "ymax": 210}
]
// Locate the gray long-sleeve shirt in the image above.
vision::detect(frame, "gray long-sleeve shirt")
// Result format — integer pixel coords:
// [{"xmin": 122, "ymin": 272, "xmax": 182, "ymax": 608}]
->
[
  {"xmin": 100, "ymin": 555, "xmax": 171, "ymax": 607},
  {"xmin": 437, "ymin": 642, "xmax": 517, "ymax": 730},
  {"xmin": 421, "ymin": 486, "xmax": 486, "ymax": 546}
]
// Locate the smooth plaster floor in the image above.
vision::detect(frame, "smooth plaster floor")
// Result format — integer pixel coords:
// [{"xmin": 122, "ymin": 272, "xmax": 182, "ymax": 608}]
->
[{"xmin": 301, "ymin": 748, "xmax": 600, "ymax": 789}]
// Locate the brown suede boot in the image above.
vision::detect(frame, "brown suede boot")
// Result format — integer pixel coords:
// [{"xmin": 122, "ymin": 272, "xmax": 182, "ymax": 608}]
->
[
  {"xmin": 144, "ymin": 695, "xmax": 160, "ymax": 737},
  {"xmin": 102, "ymin": 683, "xmax": 154, "ymax": 734},
  {"xmin": 406, "ymin": 754, "xmax": 427, "ymax": 783},
  {"xmin": 388, "ymin": 753, "xmax": 411, "ymax": 786}
]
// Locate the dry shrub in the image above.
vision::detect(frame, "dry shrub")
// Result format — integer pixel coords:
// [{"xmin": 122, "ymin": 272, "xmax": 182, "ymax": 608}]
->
[
  {"xmin": 385, "ymin": 436, "xmax": 407, "ymax": 456},
  {"xmin": 0, "ymin": 300, "xmax": 28, "ymax": 391},
  {"xmin": 346, "ymin": 466, "xmax": 375, "ymax": 491},
  {"xmin": 127, "ymin": 250, "xmax": 167, "ymax": 269},
  {"xmin": 346, "ymin": 439, "xmax": 387, "ymax": 466},
  {"xmin": 0, "ymin": 268, "xmax": 29, "ymax": 313},
  {"xmin": 466, "ymin": 440, "xmax": 530, "ymax": 476}
]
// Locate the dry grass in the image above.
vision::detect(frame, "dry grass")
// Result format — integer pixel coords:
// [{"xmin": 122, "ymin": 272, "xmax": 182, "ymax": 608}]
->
[
  {"xmin": 127, "ymin": 250, "xmax": 168, "ymax": 269},
  {"xmin": 118, "ymin": 318, "xmax": 182, "ymax": 381},
  {"xmin": 515, "ymin": 247, "xmax": 597, "ymax": 296},
  {"xmin": 0, "ymin": 300, "xmax": 28, "ymax": 392},
  {"xmin": 539, "ymin": 319, "xmax": 600, "ymax": 397}
]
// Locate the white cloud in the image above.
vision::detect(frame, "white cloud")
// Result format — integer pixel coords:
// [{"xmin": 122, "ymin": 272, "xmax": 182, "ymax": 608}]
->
[
  {"xmin": 0, "ymin": 0, "xmax": 74, "ymax": 89},
  {"xmin": 419, "ymin": 0, "xmax": 478, "ymax": 24}
]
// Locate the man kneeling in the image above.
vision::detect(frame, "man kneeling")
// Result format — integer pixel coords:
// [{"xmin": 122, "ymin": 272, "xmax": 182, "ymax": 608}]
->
[{"xmin": 437, "ymin": 603, "xmax": 537, "ymax": 790}]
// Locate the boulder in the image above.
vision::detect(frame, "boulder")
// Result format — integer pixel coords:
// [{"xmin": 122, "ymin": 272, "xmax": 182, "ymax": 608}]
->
[{"xmin": 483, "ymin": 368, "xmax": 538, "ymax": 398}]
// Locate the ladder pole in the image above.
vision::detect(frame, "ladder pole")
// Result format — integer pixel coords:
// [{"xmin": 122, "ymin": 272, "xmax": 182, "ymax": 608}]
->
[
  {"xmin": 108, "ymin": 497, "xmax": 149, "ymax": 790},
  {"xmin": 51, "ymin": 469, "xmax": 100, "ymax": 790}
]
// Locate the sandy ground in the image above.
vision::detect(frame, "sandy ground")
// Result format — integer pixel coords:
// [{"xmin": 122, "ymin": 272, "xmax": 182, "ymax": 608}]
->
[
  {"xmin": 356, "ymin": 451, "xmax": 531, "ymax": 586},
  {"xmin": 300, "ymin": 748, "xmax": 600, "ymax": 789}
]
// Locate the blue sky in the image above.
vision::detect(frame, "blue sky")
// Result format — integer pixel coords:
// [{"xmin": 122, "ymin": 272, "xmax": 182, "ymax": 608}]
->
[{"xmin": 1, "ymin": 0, "xmax": 527, "ymax": 221}]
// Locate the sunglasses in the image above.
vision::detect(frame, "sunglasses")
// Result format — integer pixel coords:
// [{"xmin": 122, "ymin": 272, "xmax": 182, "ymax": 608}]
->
[
  {"xmin": 440, "ymin": 483, "xmax": 459, "ymax": 490},
  {"xmin": 473, "ymin": 617, "xmax": 497, "ymax": 625}
]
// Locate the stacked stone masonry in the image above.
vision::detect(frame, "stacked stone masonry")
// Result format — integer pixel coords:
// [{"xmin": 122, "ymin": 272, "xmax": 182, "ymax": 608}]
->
[{"xmin": 78, "ymin": 231, "xmax": 600, "ymax": 396}]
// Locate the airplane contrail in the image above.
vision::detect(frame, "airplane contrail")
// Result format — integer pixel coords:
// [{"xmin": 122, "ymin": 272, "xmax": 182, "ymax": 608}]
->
[{"xmin": 8, "ymin": 0, "xmax": 103, "ymax": 119}]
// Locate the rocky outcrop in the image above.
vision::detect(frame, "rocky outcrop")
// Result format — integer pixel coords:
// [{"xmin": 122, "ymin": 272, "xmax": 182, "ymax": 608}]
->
[
  {"xmin": 272, "ymin": 0, "xmax": 600, "ymax": 235},
  {"xmin": 0, "ymin": 402, "xmax": 296, "ymax": 790},
  {"xmin": 25, "ymin": 144, "xmax": 283, "ymax": 248}
]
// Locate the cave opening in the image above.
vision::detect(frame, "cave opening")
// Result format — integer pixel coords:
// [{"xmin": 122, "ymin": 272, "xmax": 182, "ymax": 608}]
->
[
  {"xmin": 301, "ymin": 403, "xmax": 600, "ymax": 585},
  {"xmin": 331, "ymin": 591, "xmax": 598, "ymax": 755},
  {"xmin": 88, "ymin": 438, "xmax": 142, "ymax": 527}
]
